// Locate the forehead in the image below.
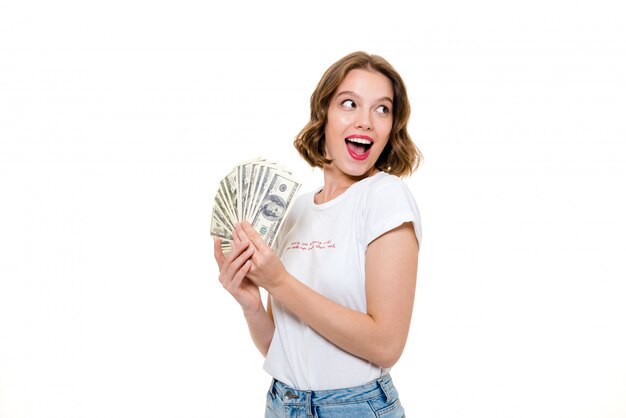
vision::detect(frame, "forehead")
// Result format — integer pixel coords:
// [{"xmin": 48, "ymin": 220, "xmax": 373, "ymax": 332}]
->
[{"xmin": 335, "ymin": 69, "xmax": 394, "ymax": 100}]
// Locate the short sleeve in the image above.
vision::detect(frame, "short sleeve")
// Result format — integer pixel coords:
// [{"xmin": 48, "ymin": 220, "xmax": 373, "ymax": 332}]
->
[{"xmin": 364, "ymin": 177, "xmax": 422, "ymax": 248}]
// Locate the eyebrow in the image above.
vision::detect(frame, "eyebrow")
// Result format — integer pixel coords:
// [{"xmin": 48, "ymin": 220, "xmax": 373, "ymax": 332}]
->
[{"xmin": 335, "ymin": 90, "xmax": 393, "ymax": 104}]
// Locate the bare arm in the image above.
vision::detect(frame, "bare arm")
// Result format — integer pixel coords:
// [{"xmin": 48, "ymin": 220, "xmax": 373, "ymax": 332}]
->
[
  {"xmin": 242, "ymin": 294, "xmax": 274, "ymax": 356},
  {"xmin": 239, "ymin": 221, "xmax": 418, "ymax": 368},
  {"xmin": 213, "ymin": 236, "xmax": 274, "ymax": 356}
]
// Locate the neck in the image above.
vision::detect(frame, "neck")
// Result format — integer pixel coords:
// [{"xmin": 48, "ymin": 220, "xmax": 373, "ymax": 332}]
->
[{"xmin": 315, "ymin": 165, "xmax": 379, "ymax": 204}]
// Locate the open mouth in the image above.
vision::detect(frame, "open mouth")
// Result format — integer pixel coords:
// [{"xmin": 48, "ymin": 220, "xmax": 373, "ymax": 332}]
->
[{"xmin": 345, "ymin": 137, "xmax": 373, "ymax": 160}]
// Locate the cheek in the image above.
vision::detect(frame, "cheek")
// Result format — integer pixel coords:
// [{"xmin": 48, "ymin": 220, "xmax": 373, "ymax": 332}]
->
[
  {"xmin": 339, "ymin": 114, "xmax": 353, "ymax": 127},
  {"xmin": 326, "ymin": 115, "xmax": 348, "ymax": 142},
  {"xmin": 327, "ymin": 110, "xmax": 351, "ymax": 130},
  {"xmin": 379, "ymin": 120, "xmax": 393, "ymax": 141}
]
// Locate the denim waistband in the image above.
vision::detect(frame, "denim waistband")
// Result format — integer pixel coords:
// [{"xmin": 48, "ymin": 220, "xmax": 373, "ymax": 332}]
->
[{"xmin": 268, "ymin": 374, "xmax": 396, "ymax": 407}]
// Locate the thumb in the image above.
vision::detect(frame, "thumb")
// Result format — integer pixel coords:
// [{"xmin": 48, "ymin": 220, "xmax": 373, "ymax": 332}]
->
[{"xmin": 213, "ymin": 237, "xmax": 226, "ymax": 268}]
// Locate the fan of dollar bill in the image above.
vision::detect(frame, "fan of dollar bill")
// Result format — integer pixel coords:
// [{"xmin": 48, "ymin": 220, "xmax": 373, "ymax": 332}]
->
[{"xmin": 211, "ymin": 158, "xmax": 302, "ymax": 254}]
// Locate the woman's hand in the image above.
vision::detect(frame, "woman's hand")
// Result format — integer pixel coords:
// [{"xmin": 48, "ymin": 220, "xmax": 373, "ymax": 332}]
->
[
  {"xmin": 213, "ymin": 232, "xmax": 261, "ymax": 314},
  {"xmin": 235, "ymin": 222, "xmax": 289, "ymax": 291}
]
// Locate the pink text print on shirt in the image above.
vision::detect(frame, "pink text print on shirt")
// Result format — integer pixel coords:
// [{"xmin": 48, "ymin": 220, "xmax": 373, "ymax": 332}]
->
[{"xmin": 286, "ymin": 240, "xmax": 336, "ymax": 251}]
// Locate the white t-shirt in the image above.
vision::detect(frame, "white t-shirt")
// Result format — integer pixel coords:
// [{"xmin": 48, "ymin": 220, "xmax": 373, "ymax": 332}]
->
[{"xmin": 263, "ymin": 172, "xmax": 422, "ymax": 390}]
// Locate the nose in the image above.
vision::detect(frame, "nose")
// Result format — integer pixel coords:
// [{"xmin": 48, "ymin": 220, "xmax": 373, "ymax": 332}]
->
[{"xmin": 355, "ymin": 110, "xmax": 372, "ymax": 130}]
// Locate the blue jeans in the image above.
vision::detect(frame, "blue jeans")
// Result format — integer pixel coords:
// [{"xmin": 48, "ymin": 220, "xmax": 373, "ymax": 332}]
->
[{"xmin": 265, "ymin": 374, "xmax": 406, "ymax": 418}]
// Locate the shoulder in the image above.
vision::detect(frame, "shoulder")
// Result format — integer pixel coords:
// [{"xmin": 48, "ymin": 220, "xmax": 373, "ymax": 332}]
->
[
  {"xmin": 364, "ymin": 172, "xmax": 414, "ymax": 201},
  {"xmin": 282, "ymin": 189, "xmax": 312, "ymax": 222},
  {"xmin": 291, "ymin": 188, "xmax": 315, "ymax": 210},
  {"xmin": 360, "ymin": 172, "xmax": 422, "ymax": 246}
]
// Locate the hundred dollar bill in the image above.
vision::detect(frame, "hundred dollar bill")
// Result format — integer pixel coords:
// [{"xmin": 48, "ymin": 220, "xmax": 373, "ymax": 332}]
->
[
  {"xmin": 221, "ymin": 240, "xmax": 232, "ymax": 254},
  {"xmin": 248, "ymin": 171, "xmax": 301, "ymax": 247},
  {"xmin": 219, "ymin": 170, "xmax": 239, "ymax": 226},
  {"xmin": 238, "ymin": 162, "xmax": 253, "ymax": 221},
  {"xmin": 210, "ymin": 158, "xmax": 301, "ymax": 253},
  {"xmin": 247, "ymin": 163, "xmax": 273, "ymax": 222},
  {"xmin": 245, "ymin": 161, "xmax": 266, "ymax": 220},
  {"xmin": 244, "ymin": 162, "xmax": 263, "ymax": 221},
  {"xmin": 211, "ymin": 198, "xmax": 234, "ymax": 240},
  {"xmin": 236, "ymin": 157, "xmax": 263, "ymax": 220},
  {"xmin": 213, "ymin": 191, "xmax": 235, "ymax": 229}
]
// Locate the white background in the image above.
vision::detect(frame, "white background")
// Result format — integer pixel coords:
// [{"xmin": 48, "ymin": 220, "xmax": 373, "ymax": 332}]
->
[{"xmin": 1, "ymin": 1, "xmax": 625, "ymax": 417}]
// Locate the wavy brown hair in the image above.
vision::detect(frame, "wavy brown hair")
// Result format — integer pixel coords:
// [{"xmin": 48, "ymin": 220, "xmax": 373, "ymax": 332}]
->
[{"xmin": 294, "ymin": 51, "xmax": 422, "ymax": 177}]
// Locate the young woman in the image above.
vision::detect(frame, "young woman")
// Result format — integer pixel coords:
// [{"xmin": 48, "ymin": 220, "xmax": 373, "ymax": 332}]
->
[{"xmin": 214, "ymin": 51, "xmax": 422, "ymax": 417}]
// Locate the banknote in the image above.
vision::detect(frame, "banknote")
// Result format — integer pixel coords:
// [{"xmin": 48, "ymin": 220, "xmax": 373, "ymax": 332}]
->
[
  {"xmin": 248, "ymin": 171, "xmax": 300, "ymax": 248},
  {"xmin": 210, "ymin": 159, "xmax": 301, "ymax": 253}
]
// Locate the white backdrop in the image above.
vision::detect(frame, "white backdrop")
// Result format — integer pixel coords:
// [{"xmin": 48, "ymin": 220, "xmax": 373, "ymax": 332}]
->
[{"xmin": 1, "ymin": 1, "xmax": 625, "ymax": 417}]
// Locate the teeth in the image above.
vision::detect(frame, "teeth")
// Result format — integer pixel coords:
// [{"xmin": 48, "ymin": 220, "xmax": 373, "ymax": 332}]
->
[{"xmin": 346, "ymin": 137, "xmax": 372, "ymax": 145}]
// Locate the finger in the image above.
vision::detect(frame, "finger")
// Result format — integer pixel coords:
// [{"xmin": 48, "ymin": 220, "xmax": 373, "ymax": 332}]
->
[
  {"xmin": 213, "ymin": 237, "xmax": 226, "ymax": 268},
  {"xmin": 220, "ymin": 244, "xmax": 253, "ymax": 287},
  {"xmin": 226, "ymin": 245, "xmax": 255, "ymax": 278},
  {"xmin": 234, "ymin": 223, "xmax": 255, "ymax": 253},
  {"xmin": 221, "ymin": 238, "xmax": 250, "ymax": 274},
  {"xmin": 226, "ymin": 228, "xmax": 250, "ymax": 254},
  {"xmin": 232, "ymin": 225, "xmax": 242, "ymax": 246},
  {"xmin": 229, "ymin": 259, "xmax": 252, "ymax": 290},
  {"xmin": 235, "ymin": 223, "xmax": 259, "ymax": 256},
  {"xmin": 234, "ymin": 223, "xmax": 248, "ymax": 243},
  {"xmin": 240, "ymin": 221, "xmax": 268, "ymax": 251}
]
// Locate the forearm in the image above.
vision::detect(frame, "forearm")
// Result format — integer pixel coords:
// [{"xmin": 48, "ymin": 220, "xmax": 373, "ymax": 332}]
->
[
  {"xmin": 269, "ymin": 273, "xmax": 400, "ymax": 368},
  {"xmin": 238, "ymin": 221, "xmax": 416, "ymax": 367},
  {"xmin": 243, "ymin": 306, "xmax": 275, "ymax": 357}
]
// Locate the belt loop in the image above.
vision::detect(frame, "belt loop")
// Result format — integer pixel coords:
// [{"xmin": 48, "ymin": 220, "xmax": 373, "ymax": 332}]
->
[
  {"xmin": 268, "ymin": 378, "xmax": 277, "ymax": 399},
  {"xmin": 377, "ymin": 375, "xmax": 391, "ymax": 403},
  {"xmin": 306, "ymin": 391, "xmax": 313, "ymax": 417}
]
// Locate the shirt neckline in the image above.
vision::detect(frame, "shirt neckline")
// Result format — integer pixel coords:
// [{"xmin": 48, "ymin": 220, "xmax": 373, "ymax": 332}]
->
[{"xmin": 311, "ymin": 171, "xmax": 386, "ymax": 211}]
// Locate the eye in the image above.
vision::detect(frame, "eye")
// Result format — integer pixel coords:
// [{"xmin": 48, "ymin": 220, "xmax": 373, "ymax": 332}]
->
[
  {"xmin": 341, "ymin": 99, "xmax": 356, "ymax": 109},
  {"xmin": 375, "ymin": 105, "xmax": 390, "ymax": 114}
]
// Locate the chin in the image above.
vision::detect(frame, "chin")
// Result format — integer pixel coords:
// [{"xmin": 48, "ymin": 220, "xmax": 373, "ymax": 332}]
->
[{"xmin": 338, "ymin": 161, "xmax": 378, "ymax": 179}]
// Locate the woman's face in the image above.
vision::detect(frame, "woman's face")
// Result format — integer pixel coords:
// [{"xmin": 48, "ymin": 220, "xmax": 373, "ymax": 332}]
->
[{"xmin": 324, "ymin": 68, "xmax": 394, "ymax": 179}]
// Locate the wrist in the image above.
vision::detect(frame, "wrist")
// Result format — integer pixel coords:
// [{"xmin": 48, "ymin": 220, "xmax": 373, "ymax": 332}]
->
[
  {"xmin": 267, "ymin": 270, "xmax": 292, "ymax": 299},
  {"xmin": 242, "ymin": 304, "xmax": 264, "ymax": 319}
]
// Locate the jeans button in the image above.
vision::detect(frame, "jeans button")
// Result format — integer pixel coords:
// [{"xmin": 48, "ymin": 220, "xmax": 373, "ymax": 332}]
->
[{"xmin": 284, "ymin": 390, "xmax": 299, "ymax": 399}]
